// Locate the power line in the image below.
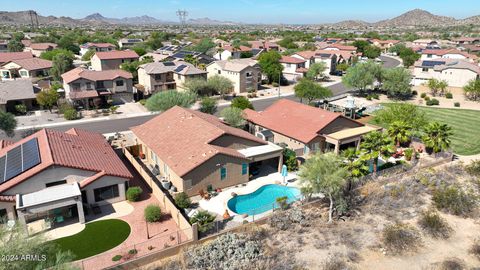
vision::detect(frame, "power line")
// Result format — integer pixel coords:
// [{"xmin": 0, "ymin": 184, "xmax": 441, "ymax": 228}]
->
[{"xmin": 176, "ymin": 9, "xmax": 188, "ymax": 27}]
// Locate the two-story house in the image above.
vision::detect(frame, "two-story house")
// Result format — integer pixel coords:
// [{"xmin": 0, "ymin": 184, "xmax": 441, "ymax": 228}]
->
[
  {"xmin": 79, "ymin": 43, "xmax": 116, "ymax": 56},
  {"xmin": 25, "ymin": 43, "xmax": 58, "ymax": 57},
  {"xmin": 118, "ymin": 38, "xmax": 143, "ymax": 49},
  {"xmin": 213, "ymin": 45, "xmax": 252, "ymax": 60},
  {"xmin": 206, "ymin": 58, "xmax": 261, "ymax": 94},
  {"xmin": 61, "ymin": 67, "xmax": 134, "ymax": 106},
  {"xmin": 0, "ymin": 58, "xmax": 52, "ymax": 80},
  {"xmin": 279, "ymin": 56, "xmax": 307, "ymax": 82},
  {"xmin": 137, "ymin": 61, "xmax": 207, "ymax": 95},
  {"xmin": 90, "ymin": 50, "xmax": 139, "ymax": 71},
  {"xmin": 291, "ymin": 50, "xmax": 338, "ymax": 76},
  {"xmin": 420, "ymin": 49, "xmax": 478, "ymax": 63},
  {"xmin": 412, "ymin": 59, "xmax": 480, "ymax": 87}
]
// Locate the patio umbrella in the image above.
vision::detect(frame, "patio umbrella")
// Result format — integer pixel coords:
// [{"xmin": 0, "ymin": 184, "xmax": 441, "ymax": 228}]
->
[{"xmin": 281, "ymin": 164, "xmax": 288, "ymax": 184}]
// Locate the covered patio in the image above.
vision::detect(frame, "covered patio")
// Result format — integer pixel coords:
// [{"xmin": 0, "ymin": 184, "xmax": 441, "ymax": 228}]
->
[
  {"xmin": 323, "ymin": 125, "xmax": 381, "ymax": 154},
  {"xmin": 238, "ymin": 142, "xmax": 284, "ymax": 178}
]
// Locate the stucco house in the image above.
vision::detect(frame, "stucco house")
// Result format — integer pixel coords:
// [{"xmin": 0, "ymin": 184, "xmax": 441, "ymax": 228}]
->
[
  {"xmin": 206, "ymin": 59, "xmax": 261, "ymax": 94},
  {"xmin": 279, "ymin": 56, "xmax": 307, "ymax": 82},
  {"xmin": 244, "ymin": 99, "xmax": 380, "ymax": 156},
  {"xmin": 79, "ymin": 42, "xmax": 116, "ymax": 56},
  {"xmin": 0, "ymin": 58, "xmax": 52, "ymax": 80},
  {"xmin": 292, "ymin": 50, "xmax": 338, "ymax": 76},
  {"xmin": 0, "ymin": 128, "xmax": 133, "ymax": 229},
  {"xmin": 213, "ymin": 45, "xmax": 252, "ymax": 60},
  {"xmin": 90, "ymin": 50, "xmax": 139, "ymax": 71},
  {"xmin": 137, "ymin": 61, "xmax": 207, "ymax": 95},
  {"xmin": 412, "ymin": 59, "xmax": 480, "ymax": 87},
  {"xmin": 0, "ymin": 80, "xmax": 39, "ymax": 113},
  {"xmin": 61, "ymin": 67, "xmax": 134, "ymax": 106},
  {"xmin": 129, "ymin": 106, "xmax": 283, "ymax": 197},
  {"xmin": 0, "ymin": 52, "xmax": 34, "ymax": 65},
  {"xmin": 25, "ymin": 43, "xmax": 58, "ymax": 57},
  {"xmin": 420, "ymin": 49, "xmax": 478, "ymax": 63},
  {"xmin": 118, "ymin": 38, "xmax": 143, "ymax": 49}
]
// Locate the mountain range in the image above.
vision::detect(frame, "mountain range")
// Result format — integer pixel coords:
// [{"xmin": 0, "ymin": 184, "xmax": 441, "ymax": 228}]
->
[{"xmin": 0, "ymin": 9, "xmax": 479, "ymax": 27}]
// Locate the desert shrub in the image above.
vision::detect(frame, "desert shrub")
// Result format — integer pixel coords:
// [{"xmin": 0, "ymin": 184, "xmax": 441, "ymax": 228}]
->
[
  {"xmin": 445, "ymin": 92, "xmax": 453, "ymax": 99},
  {"xmin": 366, "ymin": 95, "xmax": 372, "ymax": 101},
  {"xmin": 404, "ymin": 148, "xmax": 414, "ymax": 161},
  {"xmin": 454, "ymin": 102, "xmax": 460, "ymax": 107},
  {"xmin": 421, "ymin": 93, "xmax": 427, "ymax": 98},
  {"xmin": 432, "ymin": 185, "xmax": 476, "ymax": 216},
  {"xmin": 321, "ymin": 256, "xmax": 355, "ymax": 270},
  {"xmin": 382, "ymin": 222, "xmax": 421, "ymax": 254},
  {"xmin": 144, "ymin": 204, "xmax": 162, "ymax": 222},
  {"xmin": 426, "ymin": 98, "xmax": 439, "ymax": 106},
  {"xmin": 465, "ymin": 160, "xmax": 480, "ymax": 177},
  {"xmin": 112, "ymin": 255, "xmax": 122, "ymax": 261},
  {"xmin": 272, "ymin": 82, "xmax": 279, "ymax": 87},
  {"xmin": 58, "ymin": 102, "xmax": 74, "ymax": 114},
  {"xmin": 417, "ymin": 209, "xmax": 452, "ymax": 238},
  {"xmin": 269, "ymin": 207, "xmax": 306, "ymax": 230},
  {"xmin": 470, "ymin": 239, "xmax": 480, "ymax": 260},
  {"xmin": 412, "ymin": 90, "xmax": 418, "ymax": 96},
  {"xmin": 138, "ymin": 99, "xmax": 147, "ymax": 106},
  {"xmin": 174, "ymin": 192, "xmax": 191, "ymax": 209},
  {"xmin": 424, "ymin": 96, "xmax": 430, "ymax": 101},
  {"xmin": 126, "ymin": 187, "xmax": 142, "ymax": 202},
  {"xmin": 190, "ymin": 210, "xmax": 215, "ymax": 232},
  {"xmin": 128, "ymin": 249, "xmax": 137, "ymax": 255},
  {"xmin": 434, "ymin": 258, "xmax": 466, "ymax": 270},
  {"xmin": 63, "ymin": 108, "xmax": 78, "ymax": 120},
  {"xmin": 275, "ymin": 196, "xmax": 288, "ymax": 210},
  {"xmin": 15, "ymin": 104, "xmax": 27, "ymax": 115}
]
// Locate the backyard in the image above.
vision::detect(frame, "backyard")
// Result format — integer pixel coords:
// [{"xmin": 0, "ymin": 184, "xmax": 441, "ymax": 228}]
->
[{"xmin": 50, "ymin": 219, "xmax": 131, "ymax": 260}]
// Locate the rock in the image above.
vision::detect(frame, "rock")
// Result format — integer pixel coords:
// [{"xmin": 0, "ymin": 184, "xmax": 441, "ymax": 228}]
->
[{"xmin": 231, "ymin": 192, "xmax": 237, "ymax": 197}]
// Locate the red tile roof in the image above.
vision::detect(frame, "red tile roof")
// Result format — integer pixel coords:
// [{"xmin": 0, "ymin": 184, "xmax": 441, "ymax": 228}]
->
[
  {"xmin": 29, "ymin": 43, "xmax": 58, "ymax": 50},
  {"xmin": 421, "ymin": 49, "xmax": 478, "ymax": 60},
  {"xmin": 4, "ymin": 58, "xmax": 52, "ymax": 71},
  {"xmin": 244, "ymin": 99, "xmax": 363, "ymax": 143},
  {"xmin": 61, "ymin": 67, "xmax": 133, "ymax": 84},
  {"xmin": 293, "ymin": 51, "xmax": 316, "ymax": 59},
  {"xmin": 223, "ymin": 45, "xmax": 251, "ymax": 52},
  {"xmin": 94, "ymin": 50, "xmax": 139, "ymax": 60},
  {"xmin": 0, "ymin": 128, "xmax": 133, "ymax": 194},
  {"xmin": 0, "ymin": 195, "xmax": 15, "ymax": 202},
  {"xmin": 131, "ymin": 106, "xmax": 266, "ymax": 177},
  {"xmin": 321, "ymin": 44, "xmax": 357, "ymax": 51},
  {"xmin": 280, "ymin": 56, "xmax": 306, "ymax": 64},
  {"xmin": 0, "ymin": 52, "xmax": 33, "ymax": 64}
]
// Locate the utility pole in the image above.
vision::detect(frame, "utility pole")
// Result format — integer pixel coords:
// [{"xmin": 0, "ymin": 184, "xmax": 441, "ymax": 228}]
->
[{"xmin": 176, "ymin": 10, "xmax": 188, "ymax": 28}]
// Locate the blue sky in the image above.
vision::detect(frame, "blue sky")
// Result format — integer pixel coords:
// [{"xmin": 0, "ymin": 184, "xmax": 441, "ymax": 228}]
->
[{"xmin": 5, "ymin": 0, "xmax": 480, "ymax": 24}]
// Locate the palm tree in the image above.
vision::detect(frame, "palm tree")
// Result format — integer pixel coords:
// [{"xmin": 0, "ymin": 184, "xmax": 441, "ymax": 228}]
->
[
  {"xmin": 422, "ymin": 122, "xmax": 453, "ymax": 154},
  {"xmin": 360, "ymin": 131, "xmax": 395, "ymax": 173},
  {"xmin": 299, "ymin": 152, "xmax": 348, "ymax": 223},
  {"xmin": 387, "ymin": 121, "xmax": 413, "ymax": 147}
]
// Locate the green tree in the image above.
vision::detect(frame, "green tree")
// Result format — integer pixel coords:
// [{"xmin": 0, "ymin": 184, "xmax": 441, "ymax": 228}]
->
[
  {"xmin": 352, "ymin": 40, "xmax": 371, "ymax": 53},
  {"xmin": 51, "ymin": 53, "xmax": 74, "ymax": 81},
  {"xmin": 396, "ymin": 47, "xmax": 420, "ymax": 68},
  {"xmin": 342, "ymin": 62, "xmax": 375, "ymax": 92},
  {"xmin": 132, "ymin": 45, "xmax": 147, "ymax": 56},
  {"xmin": 341, "ymin": 148, "xmax": 369, "ymax": 180},
  {"xmin": 383, "ymin": 67, "xmax": 412, "ymax": 98},
  {"xmin": 81, "ymin": 49, "xmax": 95, "ymax": 61},
  {"xmin": 299, "ymin": 152, "xmax": 348, "ymax": 223},
  {"xmin": 360, "ymin": 131, "xmax": 395, "ymax": 173},
  {"xmin": 336, "ymin": 63, "xmax": 349, "ymax": 72},
  {"xmin": 422, "ymin": 122, "xmax": 453, "ymax": 154},
  {"xmin": 40, "ymin": 49, "xmax": 74, "ymax": 61},
  {"xmin": 190, "ymin": 210, "xmax": 216, "ymax": 232},
  {"xmin": 373, "ymin": 103, "xmax": 427, "ymax": 131},
  {"xmin": 305, "ymin": 62, "xmax": 327, "ymax": 80},
  {"xmin": 363, "ymin": 60, "xmax": 384, "ymax": 88},
  {"xmin": 277, "ymin": 37, "xmax": 298, "ymax": 49},
  {"xmin": 36, "ymin": 89, "xmax": 60, "ymax": 112},
  {"xmin": 387, "ymin": 121, "xmax": 413, "ymax": 146},
  {"xmin": 120, "ymin": 57, "xmax": 154, "ymax": 81},
  {"xmin": 283, "ymin": 147, "xmax": 298, "ymax": 171},
  {"xmin": 184, "ymin": 54, "xmax": 199, "ymax": 67},
  {"xmin": 363, "ymin": 45, "xmax": 381, "ymax": 59},
  {"xmin": 294, "ymin": 78, "xmax": 332, "ymax": 104},
  {"xmin": 220, "ymin": 107, "xmax": 246, "ymax": 128},
  {"xmin": 7, "ymin": 40, "xmax": 24, "ymax": 52},
  {"xmin": 0, "ymin": 111, "xmax": 17, "ymax": 137},
  {"xmin": 174, "ymin": 192, "xmax": 191, "ymax": 209},
  {"xmin": 190, "ymin": 38, "xmax": 215, "ymax": 53},
  {"xmin": 184, "ymin": 78, "xmax": 212, "ymax": 96},
  {"xmin": 463, "ymin": 79, "xmax": 480, "ymax": 101},
  {"xmin": 207, "ymin": 75, "xmax": 234, "ymax": 97},
  {"xmin": 258, "ymin": 50, "xmax": 284, "ymax": 84},
  {"xmin": 199, "ymin": 97, "xmax": 217, "ymax": 114},
  {"xmin": 427, "ymin": 78, "xmax": 449, "ymax": 97},
  {"xmin": 145, "ymin": 90, "xmax": 197, "ymax": 112},
  {"xmin": 231, "ymin": 96, "xmax": 254, "ymax": 110}
]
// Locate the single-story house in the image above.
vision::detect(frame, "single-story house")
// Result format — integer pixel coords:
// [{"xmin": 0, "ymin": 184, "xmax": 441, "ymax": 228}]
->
[
  {"xmin": 0, "ymin": 58, "xmax": 52, "ymax": 80},
  {"xmin": 244, "ymin": 99, "xmax": 380, "ymax": 156},
  {"xmin": 25, "ymin": 43, "xmax": 58, "ymax": 57},
  {"xmin": 0, "ymin": 79, "xmax": 39, "ymax": 113},
  {"xmin": 206, "ymin": 58, "xmax": 261, "ymax": 94},
  {"xmin": 0, "ymin": 128, "xmax": 133, "ymax": 229},
  {"xmin": 0, "ymin": 52, "xmax": 34, "ymax": 65},
  {"xmin": 118, "ymin": 38, "xmax": 143, "ymax": 49},
  {"xmin": 90, "ymin": 50, "xmax": 139, "ymax": 71},
  {"xmin": 130, "ymin": 106, "xmax": 283, "ymax": 197},
  {"xmin": 412, "ymin": 58, "xmax": 480, "ymax": 87}
]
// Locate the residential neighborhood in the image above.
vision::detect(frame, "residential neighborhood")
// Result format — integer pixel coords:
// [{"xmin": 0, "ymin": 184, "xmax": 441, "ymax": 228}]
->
[{"xmin": 1, "ymin": 2, "xmax": 480, "ymax": 270}]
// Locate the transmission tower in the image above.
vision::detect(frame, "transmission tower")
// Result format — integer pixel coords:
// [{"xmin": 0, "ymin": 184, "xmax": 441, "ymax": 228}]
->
[{"xmin": 176, "ymin": 10, "xmax": 188, "ymax": 27}]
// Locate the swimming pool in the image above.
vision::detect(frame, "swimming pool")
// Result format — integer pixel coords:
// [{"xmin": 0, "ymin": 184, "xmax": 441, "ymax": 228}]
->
[{"xmin": 227, "ymin": 184, "xmax": 301, "ymax": 215}]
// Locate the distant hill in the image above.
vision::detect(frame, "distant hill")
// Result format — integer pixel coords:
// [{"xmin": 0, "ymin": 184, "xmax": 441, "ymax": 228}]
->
[
  {"xmin": 82, "ymin": 13, "xmax": 171, "ymax": 25},
  {"xmin": 187, "ymin": 17, "xmax": 239, "ymax": 25},
  {"xmin": 330, "ymin": 20, "xmax": 371, "ymax": 28},
  {"xmin": 374, "ymin": 9, "xmax": 457, "ymax": 27}
]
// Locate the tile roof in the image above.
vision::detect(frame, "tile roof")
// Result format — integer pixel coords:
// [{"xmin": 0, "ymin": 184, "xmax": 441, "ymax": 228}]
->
[
  {"xmin": 131, "ymin": 106, "xmax": 266, "ymax": 177},
  {"xmin": 94, "ymin": 50, "xmax": 139, "ymax": 60},
  {"xmin": 29, "ymin": 43, "xmax": 57, "ymax": 50},
  {"xmin": 280, "ymin": 56, "xmax": 306, "ymax": 64},
  {"xmin": 61, "ymin": 67, "xmax": 133, "ymax": 84},
  {"xmin": 211, "ymin": 58, "xmax": 258, "ymax": 72},
  {"xmin": 0, "ymin": 52, "xmax": 33, "ymax": 64},
  {"xmin": 81, "ymin": 42, "xmax": 116, "ymax": 49},
  {"xmin": 0, "ymin": 128, "xmax": 133, "ymax": 194},
  {"xmin": 0, "ymin": 80, "xmax": 37, "ymax": 104},
  {"xmin": 421, "ymin": 49, "xmax": 478, "ymax": 60},
  {"xmin": 293, "ymin": 51, "xmax": 316, "ymax": 59},
  {"xmin": 244, "ymin": 99, "xmax": 363, "ymax": 143},
  {"xmin": 223, "ymin": 45, "xmax": 251, "ymax": 52},
  {"xmin": 4, "ymin": 58, "xmax": 52, "ymax": 71},
  {"xmin": 321, "ymin": 44, "xmax": 357, "ymax": 51},
  {"xmin": 139, "ymin": 61, "xmax": 206, "ymax": 75}
]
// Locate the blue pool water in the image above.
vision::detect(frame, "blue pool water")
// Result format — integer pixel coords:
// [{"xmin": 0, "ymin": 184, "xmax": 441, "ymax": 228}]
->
[{"xmin": 227, "ymin": 184, "xmax": 301, "ymax": 215}]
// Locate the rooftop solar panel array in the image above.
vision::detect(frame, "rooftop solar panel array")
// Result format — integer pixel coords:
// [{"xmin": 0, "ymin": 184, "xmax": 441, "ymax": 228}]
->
[
  {"xmin": 0, "ymin": 138, "xmax": 41, "ymax": 184},
  {"xmin": 422, "ymin": 61, "xmax": 446, "ymax": 67}
]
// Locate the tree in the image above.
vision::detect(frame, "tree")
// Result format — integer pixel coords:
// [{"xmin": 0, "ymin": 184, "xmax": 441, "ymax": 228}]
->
[
  {"xmin": 207, "ymin": 75, "xmax": 234, "ymax": 97},
  {"xmin": 0, "ymin": 112, "xmax": 17, "ymax": 137},
  {"xmin": 352, "ymin": 40, "xmax": 371, "ymax": 54},
  {"xmin": 58, "ymin": 35, "xmax": 80, "ymax": 54},
  {"xmin": 373, "ymin": 103, "xmax": 427, "ymax": 131},
  {"xmin": 360, "ymin": 131, "xmax": 395, "ymax": 173},
  {"xmin": 294, "ymin": 78, "xmax": 332, "ymax": 104},
  {"xmin": 363, "ymin": 60, "xmax": 384, "ymax": 88},
  {"xmin": 336, "ymin": 63, "xmax": 349, "ymax": 72},
  {"xmin": 190, "ymin": 38, "xmax": 215, "ymax": 53},
  {"xmin": 40, "ymin": 49, "xmax": 74, "ymax": 61},
  {"xmin": 36, "ymin": 89, "xmax": 59, "ymax": 112},
  {"xmin": 387, "ymin": 121, "xmax": 413, "ymax": 146},
  {"xmin": 231, "ymin": 96, "xmax": 254, "ymax": 110},
  {"xmin": 363, "ymin": 45, "xmax": 381, "ymax": 59},
  {"xmin": 51, "ymin": 53, "xmax": 74, "ymax": 81},
  {"xmin": 342, "ymin": 62, "xmax": 375, "ymax": 92},
  {"xmin": 120, "ymin": 57, "xmax": 154, "ymax": 81},
  {"xmin": 81, "ymin": 49, "xmax": 95, "ymax": 61},
  {"xmin": 341, "ymin": 148, "xmax": 369, "ymax": 180},
  {"xmin": 427, "ymin": 78, "xmax": 449, "ymax": 97},
  {"xmin": 305, "ymin": 62, "xmax": 327, "ymax": 80},
  {"xmin": 258, "ymin": 50, "xmax": 284, "ymax": 84},
  {"xmin": 277, "ymin": 37, "xmax": 298, "ymax": 49},
  {"xmin": 283, "ymin": 147, "xmax": 298, "ymax": 171},
  {"xmin": 145, "ymin": 90, "xmax": 197, "ymax": 112},
  {"xmin": 397, "ymin": 47, "xmax": 420, "ymax": 68},
  {"xmin": 132, "ymin": 46, "xmax": 147, "ymax": 56},
  {"xmin": 184, "ymin": 79, "xmax": 212, "ymax": 96},
  {"xmin": 199, "ymin": 97, "xmax": 217, "ymax": 114},
  {"xmin": 184, "ymin": 54, "xmax": 199, "ymax": 67},
  {"xmin": 299, "ymin": 152, "xmax": 348, "ymax": 223},
  {"xmin": 7, "ymin": 40, "xmax": 24, "ymax": 52},
  {"xmin": 463, "ymin": 79, "xmax": 480, "ymax": 101},
  {"xmin": 422, "ymin": 122, "xmax": 453, "ymax": 154},
  {"xmin": 383, "ymin": 67, "xmax": 412, "ymax": 98},
  {"xmin": 220, "ymin": 107, "xmax": 246, "ymax": 128}
]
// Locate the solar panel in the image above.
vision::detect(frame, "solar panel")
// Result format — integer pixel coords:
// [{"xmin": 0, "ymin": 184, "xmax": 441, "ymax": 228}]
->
[
  {"xmin": 174, "ymin": 65, "xmax": 187, "ymax": 73},
  {"xmin": 422, "ymin": 61, "xmax": 445, "ymax": 67},
  {"xmin": 22, "ymin": 138, "xmax": 40, "ymax": 171},
  {"xmin": 5, "ymin": 146, "xmax": 22, "ymax": 181},
  {"xmin": 0, "ymin": 157, "xmax": 5, "ymax": 183},
  {"xmin": 163, "ymin": 62, "xmax": 175, "ymax": 66}
]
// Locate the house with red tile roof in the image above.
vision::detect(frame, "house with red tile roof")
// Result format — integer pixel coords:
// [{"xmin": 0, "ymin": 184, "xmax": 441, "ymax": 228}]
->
[
  {"xmin": 292, "ymin": 50, "xmax": 339, "ymax": 76},
  {"xmin": 130, "ymin": 106, "xmax": 283, "ymax": 197},
  {"xmin": 0, "ymin": 58, "xmax": 52, "ymax": 80},
  {"xmin": 213, "ymin": 45, "xmax": 253, "ymax": 60},
  {"xmin": 0, "ymin": 52, "xmax": 33, "ymax": 65},
  {"xmin": 369, "ymin": 39, "xmax": 401, "ymax": 53},
  {"xmin": 61, "ymin": 67, "xmax": 134, "ymax": 106},
  {"xmin": 91, "ymin": 50, "xmax": 139, "ymax": 71},
  {"xmin": 25, "ymin": 43, "xmax": 58, "ymax": 57},
  {"xmin": 279, "ymin": 56, "xmax": 307, "ymax": 81},
  {"xmin": 0, "ymin": 128, "xmax": 132, "ymax": 228},
  {"xmin": 80, "ymin": 42, "xmax": 116, "ymax": 56},
  {"xmin": 420, "ymin": 48, "xmax": 478, "ymax": 63},
  {"xmin": 244, "ymin": 99, "xmax": 379, "ymax": 156},
  {"xmin": 248, "ymin": 41, "xmax": 281, "ymax": 52}
]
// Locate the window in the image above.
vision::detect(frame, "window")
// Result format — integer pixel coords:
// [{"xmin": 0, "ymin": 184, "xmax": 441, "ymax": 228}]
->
[
  {"xmin": 72, "ymin": 83, "xmax": 81, "ymax": 91},
  {"xmin": 0, "ymin": 209, "xmax": 6, "ymax": 224},
  {"xmin": 86, "ymin": 82, "xmax": 92, "ymax": 90},
  {"xmin": 286, "ymin": 64, "xmax": 291, "ymax": 68},
  {"xmin": 1, "ymin": 71, "xmax": 9, "ymax": 78},
  {"xmin": 220, "ymin": 167, "xmax": 227, "ymax": 180},
  {"xmin": 96, "ymin": 81, "xmax": 105, "ymax": 89},
  {"xmin": 116, "ymin": 80, "xmax": 124, "ymax": 86},
  {"xmin": 246, "ymin": 72, "xmax": 252, "ymax": 77},
  {"xmin": 177, "ymin": 74, "xmax": 181, "ymax": 79},
  {"xmin": 427, "ymin": 54, "xmax": 432, "ymax": 58},
  {"xmin": 20, "ymin": 70, "xmax": 28, "ymax": 77},
  {"xmin": 46, "ymin": 180, "xmax": 67, "ymax": 188},
  {"xmin": 304, "ymin": 145, "xmax": 310, "ymax": 155},
  {"xmin": 94, "ymin": 184, "xmax": 119, "ymax": 202},
  {"xmin": 154, "ymin": 74, "xmax": 162, "ymax": 80},
  {"xmin": 242, "ymin": 163, "xmax": 248, "ymax": 175},
  {"xmin": 422, "ymin": 68, "xmax": 429, "ymax": 72},
  {"xmin": 218, "ymin": 70, "xmax": 221, "ymax": 74}
]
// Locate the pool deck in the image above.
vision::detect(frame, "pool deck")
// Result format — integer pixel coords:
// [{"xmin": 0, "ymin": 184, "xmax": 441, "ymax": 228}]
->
[{"xmin": 198, "ymin": 172, "xmax": 299, "ymax": 222}]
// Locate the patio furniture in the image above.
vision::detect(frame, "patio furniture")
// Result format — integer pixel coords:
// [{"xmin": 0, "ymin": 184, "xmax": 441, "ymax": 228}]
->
[
  {"xmin": 199, "ymin": 189, "xmax": 210, "ymax": 200},
  {"xmin": 53, "ymin": 209, "xmax": 64, "ymax": 223}
]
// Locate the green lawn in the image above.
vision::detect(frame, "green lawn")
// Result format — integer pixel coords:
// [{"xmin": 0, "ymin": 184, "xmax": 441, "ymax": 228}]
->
[
  {"xmin": 370, "ymin": 106, "xmax": 480, "ymax": 156},
  {"xmin": 50, "ymin": 219, "xmax": 131, "ymax": 260}
]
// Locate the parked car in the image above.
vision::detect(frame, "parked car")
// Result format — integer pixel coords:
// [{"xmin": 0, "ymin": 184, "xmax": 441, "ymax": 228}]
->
[{"xmin": 330, "ymin": 70, "xmax": 343, "ymax": 76}]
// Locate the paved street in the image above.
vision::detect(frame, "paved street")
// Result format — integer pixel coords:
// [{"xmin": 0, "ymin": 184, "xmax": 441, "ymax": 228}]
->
[{"xmin": 3, "ymin": 56, "xmax": 400, "ymax": 140}]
